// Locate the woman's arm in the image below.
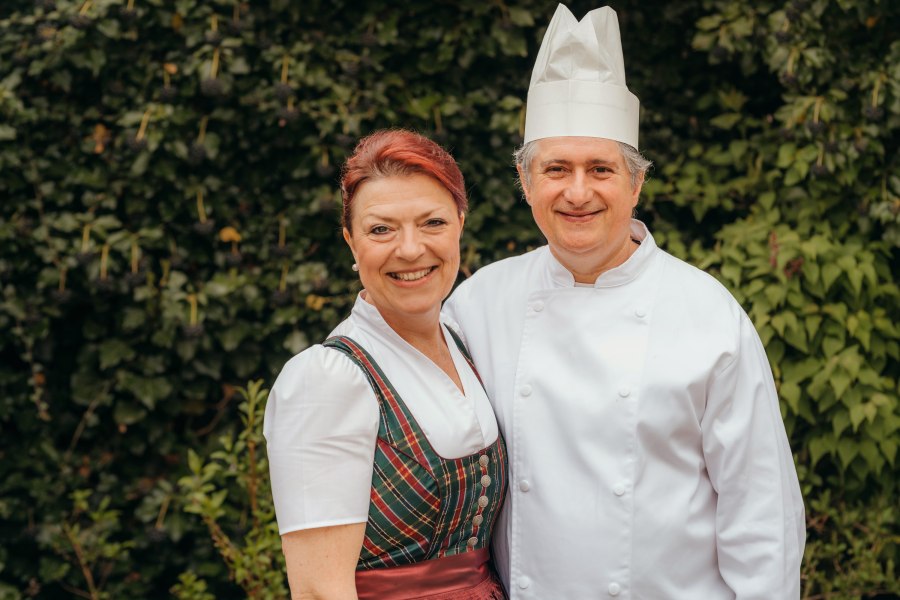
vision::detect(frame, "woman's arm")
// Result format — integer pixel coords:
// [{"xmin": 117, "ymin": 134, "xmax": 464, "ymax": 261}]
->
[{"xmin": 282, "ymin": 522, "xmax": 367, "ymax": 600}]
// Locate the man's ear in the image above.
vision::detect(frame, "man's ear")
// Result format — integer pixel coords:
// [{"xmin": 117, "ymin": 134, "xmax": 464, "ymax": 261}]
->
[
  {"xmin": 631, "ymin": 171, "xmax": 645, "ymax": 208},
  {"xmin": 516, "ymin": 163, "xmax": 532, "ymax": 206}
]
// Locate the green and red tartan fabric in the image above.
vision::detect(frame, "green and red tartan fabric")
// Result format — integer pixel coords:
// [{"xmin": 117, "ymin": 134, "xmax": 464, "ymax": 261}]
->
[{"xmin": 323, "ymin": 332, "xmax": 508, "ymax": 570}]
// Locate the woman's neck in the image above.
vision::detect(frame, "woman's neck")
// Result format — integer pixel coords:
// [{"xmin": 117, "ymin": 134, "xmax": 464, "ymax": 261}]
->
[
  {"xmin": 362, "ymin": 292, "xmax": 445, "ymax": 358},
  {"xmin": 381, "ymin": 310, "xmax": 445, "ymax": 358}
]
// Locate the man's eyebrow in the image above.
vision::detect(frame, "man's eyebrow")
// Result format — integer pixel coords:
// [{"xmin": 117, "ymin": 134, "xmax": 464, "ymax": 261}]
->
[
  {"xmin": 539, "ymin": 158, "xmax": 571, "ymax": 168},
  {"xmin": 538, "ymin": 158, "xmax": 618, "ymax": 168}
]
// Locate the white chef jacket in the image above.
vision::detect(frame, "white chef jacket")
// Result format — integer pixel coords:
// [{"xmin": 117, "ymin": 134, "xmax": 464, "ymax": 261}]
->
[
  {"xmin": 443, "ymin": 220, "xmax": 805, "ymax": 600},
  {"xmin": 264, "ymin": 293, "xmax": 499, "ymax": 535}
]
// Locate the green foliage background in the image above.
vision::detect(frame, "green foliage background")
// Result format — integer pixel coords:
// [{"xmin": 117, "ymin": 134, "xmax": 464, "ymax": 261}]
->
[{"xmin": 0, "ymin": 0, "xmax": 897, "ymax": 597}]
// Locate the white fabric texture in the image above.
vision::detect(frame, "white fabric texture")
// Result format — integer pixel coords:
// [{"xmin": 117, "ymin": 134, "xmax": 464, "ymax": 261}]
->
[
  {"xmin": 264, "ymin": 293, "xmax": 499, "ymax": 536},
  {"xmin": 442, "ymin": 220, "xmax": 805, "ymax": 600}
]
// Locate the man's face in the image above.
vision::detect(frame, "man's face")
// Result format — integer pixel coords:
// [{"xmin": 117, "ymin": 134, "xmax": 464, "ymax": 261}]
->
[{"xmin": 518, "ymin": 136, "xmax": 642, "ymax": 277}]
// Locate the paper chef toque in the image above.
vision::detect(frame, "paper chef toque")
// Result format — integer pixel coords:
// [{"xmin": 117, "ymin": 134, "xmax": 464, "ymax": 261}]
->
[{"xmin": 524, "ymin": 4, "xmax": 640, "ymax": 148}]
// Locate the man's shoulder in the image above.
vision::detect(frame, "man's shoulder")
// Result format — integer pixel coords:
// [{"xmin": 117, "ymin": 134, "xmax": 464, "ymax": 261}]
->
[
  {"xmin": 654, "ymin": 248, "xmax": 746, "ymax": 318},
  {"xmin": 457, "ymin": 246, "xmax": 545, "ymax": 294}
]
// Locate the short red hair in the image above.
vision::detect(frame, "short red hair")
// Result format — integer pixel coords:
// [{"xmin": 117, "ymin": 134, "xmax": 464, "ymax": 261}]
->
[{"xmin": 340, "ymin": 129, "xmax": 467, "ymax": 231}]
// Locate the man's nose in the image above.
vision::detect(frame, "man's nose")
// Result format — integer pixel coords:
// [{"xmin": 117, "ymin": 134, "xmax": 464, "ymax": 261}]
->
[
  {"xmin": 395, "ymin": 228, "xmax": 425, "ymax": 260},
  {"xmin": 564, "ymin": 171, "xmax": 592, "ymax": 204}
]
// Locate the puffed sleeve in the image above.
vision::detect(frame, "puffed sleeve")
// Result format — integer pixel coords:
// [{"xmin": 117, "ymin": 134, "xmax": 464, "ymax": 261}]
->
[
  {"xmin": 263, "ymin": 345, "xmax": 380, "ymax": 535},
  {"xmin": 702, "ymin": 312, "xmax": 806, "ymax": 599}
]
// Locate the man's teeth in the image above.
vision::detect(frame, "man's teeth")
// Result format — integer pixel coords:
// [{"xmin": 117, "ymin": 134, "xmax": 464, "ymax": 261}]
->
[{"xmin": 391, "ymin": 267, "xmax": 434, "ymax": 281}]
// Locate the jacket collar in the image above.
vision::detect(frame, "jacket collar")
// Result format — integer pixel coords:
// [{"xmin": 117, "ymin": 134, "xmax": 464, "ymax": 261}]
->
[{"xmin": 543, "ymin": 219, "xmax": 657, "ymax": 289}]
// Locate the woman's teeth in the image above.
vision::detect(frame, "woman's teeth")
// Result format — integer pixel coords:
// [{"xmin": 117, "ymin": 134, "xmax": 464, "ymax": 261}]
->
[{"xmin": 390, "ymin": 267, "xmax": 435, "ymax": 281}]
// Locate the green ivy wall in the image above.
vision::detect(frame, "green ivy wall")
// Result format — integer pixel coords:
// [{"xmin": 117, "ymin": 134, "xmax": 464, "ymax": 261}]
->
[{"xmin": 0, "ymin": 0, "xmax": 897, "ymax": 597}]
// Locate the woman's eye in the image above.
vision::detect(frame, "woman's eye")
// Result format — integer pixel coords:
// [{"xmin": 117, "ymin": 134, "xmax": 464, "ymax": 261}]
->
[
  {"xmin": 369, "ymin": 225, "xmax": 390, "ymax": 235},
  {"xmin": 425, "ymin": 219, "xmax": 447, "ymax": 227}
]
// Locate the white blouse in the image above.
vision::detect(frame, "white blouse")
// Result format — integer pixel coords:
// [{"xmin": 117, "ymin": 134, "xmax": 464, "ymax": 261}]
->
[{"xmin": 263, "ymin": 293, "xmax": 499, "ymax": 535}]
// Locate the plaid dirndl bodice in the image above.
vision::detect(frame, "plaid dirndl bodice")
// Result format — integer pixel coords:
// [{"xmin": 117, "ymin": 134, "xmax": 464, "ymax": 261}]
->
[{"xmin": 323, "ymin": 331, "xmax": 507, "ymax": 570}]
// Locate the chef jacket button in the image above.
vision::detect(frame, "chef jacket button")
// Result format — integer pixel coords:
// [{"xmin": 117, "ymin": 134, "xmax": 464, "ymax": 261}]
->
[
  {"xmin": 473, "ymin": 514, "xmax": 484, "ymax": 526},
  {"xmin": 635, "ymin": 307, "xmax": 647, "ymax": 318},
  {"xmin": 608, "ymin": 582, "xmax": 621, "ymax": 596},
  {"xmin": 520, "ymin": 384, "xmax": 533, "ymax": 397},
  {"xmin": 532, "ymin": 301, "xmax": 544, "ymax": 312},
  {"xmin": 517, "ymin": 576, "xmax": 531, "ymax": 589},
  {"xmin": 481, "ymin": 475, "xmax": 492, "ymax": 487},
  {"xmin": 613, "ymin": 483, "xmax": 626, "ymax": 496},
  {"xmin": 518, "ymin": 479, "xmax": 531, "ymax": 492},
  {"xmin": 467, "ymin": 536, "xmax": 478, "ymax": 547},
  {"xmin": 479, "ymin": 455, "xmax": 490, "ymax": 467},
  {"xmin": 477, "ymin": 495, "xmax": 489, "ymax": 508},
  {"xmin": 618, "ymin": 387, "xmax": 631, "ymax": 398}
]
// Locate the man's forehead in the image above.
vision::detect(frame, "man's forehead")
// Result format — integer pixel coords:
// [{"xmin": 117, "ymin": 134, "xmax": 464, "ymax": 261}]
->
[{"xmin": 534, "ymin": 136, "xmax": 621, "ymax": 162}]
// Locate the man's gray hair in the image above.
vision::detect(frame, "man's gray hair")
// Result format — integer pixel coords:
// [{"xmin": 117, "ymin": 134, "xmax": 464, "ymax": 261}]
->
[{"xmin": 513, "ymin": 139, "xmax": 652, "ymax": 190}]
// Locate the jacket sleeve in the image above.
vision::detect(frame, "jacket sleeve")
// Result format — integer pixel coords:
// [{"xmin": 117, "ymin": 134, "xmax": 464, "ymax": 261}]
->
[
  {"xmin": 441, "ymin": 283, "xmax": 471, "ymax": 347},
  {"xmin": 701, "ymin": 311, "xmax": 806, "ymax": 599}
]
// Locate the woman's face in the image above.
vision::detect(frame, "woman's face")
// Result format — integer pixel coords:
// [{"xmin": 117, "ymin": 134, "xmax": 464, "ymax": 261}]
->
[{"xmin": 343, "ymin": 173, "xmax": 464, "ymax": 326}]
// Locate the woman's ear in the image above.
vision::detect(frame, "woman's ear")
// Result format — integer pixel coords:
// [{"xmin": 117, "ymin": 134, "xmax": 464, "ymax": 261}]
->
[
  {"xmin": 458, "ymin": 212, "xmax": 466, "ymax": 236},
  {"xmin": 342, "ymin": 227, "xmax": 356, "ymax": 260}
]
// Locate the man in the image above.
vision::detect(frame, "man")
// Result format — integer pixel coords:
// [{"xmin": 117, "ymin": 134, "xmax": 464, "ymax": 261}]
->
[{"xmin": 443, "ymin": 5, "xmax": 805, "ymax": 599}]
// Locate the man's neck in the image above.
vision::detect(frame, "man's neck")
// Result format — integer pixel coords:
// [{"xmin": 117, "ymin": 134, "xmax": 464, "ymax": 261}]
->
[{"xmin": 551, "ymin": 237, "xmax": 639, "ymax": 285}]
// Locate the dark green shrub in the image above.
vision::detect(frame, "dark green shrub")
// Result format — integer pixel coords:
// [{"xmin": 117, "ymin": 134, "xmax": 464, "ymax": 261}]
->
[{"xmin": 0, "ymin": 0, "xmax": 896, "ymax": 597}]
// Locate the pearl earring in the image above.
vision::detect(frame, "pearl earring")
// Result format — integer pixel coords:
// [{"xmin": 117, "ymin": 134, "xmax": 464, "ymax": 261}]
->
[{"xmin": 352, "ymin": 263, "xmax": 359, "ymax": 272}]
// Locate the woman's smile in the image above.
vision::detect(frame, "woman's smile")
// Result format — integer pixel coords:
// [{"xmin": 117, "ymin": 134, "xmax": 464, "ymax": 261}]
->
[{"xmin": 388, "ymin": 266, "xmax": 438, "ymax": 282}]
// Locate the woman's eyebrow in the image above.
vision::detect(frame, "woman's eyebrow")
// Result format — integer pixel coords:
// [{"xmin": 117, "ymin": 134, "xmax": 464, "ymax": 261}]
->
[{"xmin": 359, "ymin": 207, "xmax": 448, "ymax": 223}]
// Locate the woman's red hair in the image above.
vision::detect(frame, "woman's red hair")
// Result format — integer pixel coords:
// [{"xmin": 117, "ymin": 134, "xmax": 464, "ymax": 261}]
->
[{"xmin": 340, "ymin": 129, "xmax": 467, "ymax": 231}]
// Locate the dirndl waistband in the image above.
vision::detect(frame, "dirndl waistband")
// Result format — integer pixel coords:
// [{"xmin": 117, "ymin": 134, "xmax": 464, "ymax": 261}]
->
[{"xmin": 355, "ymin": 548, "xmax": 504, "ymax": 600}]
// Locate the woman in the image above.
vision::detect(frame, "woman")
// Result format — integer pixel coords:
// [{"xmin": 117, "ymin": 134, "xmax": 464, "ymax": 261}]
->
[{"xmin": 264, "ymin": 129, "xmax": 507, "ymax": 599}]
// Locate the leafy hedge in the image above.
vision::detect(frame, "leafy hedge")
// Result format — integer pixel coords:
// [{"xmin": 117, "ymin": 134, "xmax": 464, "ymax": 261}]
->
[{"xmin": 0, "ymin": 0, "xmax": 897, "ymax": 597}]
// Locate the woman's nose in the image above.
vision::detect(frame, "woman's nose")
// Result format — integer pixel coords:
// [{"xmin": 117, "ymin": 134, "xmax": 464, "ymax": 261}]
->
[{"xmin": 395, "ymin": 228, "xmax": 425, "ymax": 260}]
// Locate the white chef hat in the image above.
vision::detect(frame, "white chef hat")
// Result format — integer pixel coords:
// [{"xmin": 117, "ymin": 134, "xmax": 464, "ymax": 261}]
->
[{"xmin": 524, "ymin": 4, "xmax": 640, "ymax": 149}]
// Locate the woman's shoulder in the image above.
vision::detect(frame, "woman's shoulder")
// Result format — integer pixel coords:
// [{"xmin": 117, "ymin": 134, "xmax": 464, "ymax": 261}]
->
[{"xmin": 270, "ymin": 343, "xmax": 374, "ymax": 406}]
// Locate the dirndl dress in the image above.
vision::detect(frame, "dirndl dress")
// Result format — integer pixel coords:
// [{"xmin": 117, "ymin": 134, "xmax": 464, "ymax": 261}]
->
[{"xmin": 323, "ymin": 331, "xmax": 508, "ymax": 600}]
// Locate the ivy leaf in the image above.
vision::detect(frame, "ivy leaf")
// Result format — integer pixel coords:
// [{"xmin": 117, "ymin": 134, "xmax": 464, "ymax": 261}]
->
[
  {"xmin": 781, "ymin": 381, "xmax": 801, "ymax": 413},
  {"xmin": 831, "ymin": 369, "xmax": 852, "ymax": 399},
  {"xmin": 113, "ymin": 400, "xmax": 147, "ymax": 425},
  {"xmin": 880, "ymin": 438, "xmax": 897, "ymax": 466},
  {"xmin": 858, "ymin": 440, "xmax": 884, "ymax": 475},
  {"xmin": 832, "ymin": 409, "xmax": 850, "ymax": 437},
  {"xmin": 99, "ymin": 339, "xmax": 137, "ymax": 370},
  {"xmin": 710, "ymin": 113, "xmax": 742, "ymax": 129},
  {"xmin": 508, "ymin": 7, "xmax": 534, "ymax": 27},
  {"xmin": 836, "ymin": 438, "xmax": 859, "ymax": 469},
  {"xmin": 808, "ymin": 437, "xmax": 832, "ymax": 467},
  {"xmin": 849, "ymin": 402, "xmax": 866, "ymax": 431}
]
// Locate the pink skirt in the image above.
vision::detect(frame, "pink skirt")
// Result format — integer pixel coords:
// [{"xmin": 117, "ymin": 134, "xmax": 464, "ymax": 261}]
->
[{"xmin": 355, "ymin": 548, "xmax": 506, "ymax": 600}]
